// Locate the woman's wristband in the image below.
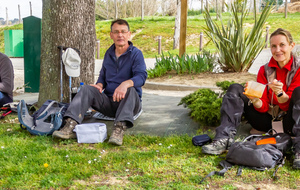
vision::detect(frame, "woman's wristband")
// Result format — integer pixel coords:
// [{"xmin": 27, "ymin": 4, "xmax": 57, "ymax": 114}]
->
[{"xmin": 276, "ymin": 91, "xmax": 283, "ymax": 97}]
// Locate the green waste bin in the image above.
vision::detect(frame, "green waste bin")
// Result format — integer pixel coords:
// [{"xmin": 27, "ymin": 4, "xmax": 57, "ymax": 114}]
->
[
  {"xmin": 4, "ymin": 30, "xmax": 24, "ymax": 57},
  {"xmin": 23, "ymin": 16, "xmax": 41, "ymax": 93}
]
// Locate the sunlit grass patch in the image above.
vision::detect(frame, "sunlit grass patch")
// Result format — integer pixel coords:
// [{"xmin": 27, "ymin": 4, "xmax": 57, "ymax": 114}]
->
[{"xmin": 1, "ymin": 114, "xmax": 300, "ymax": 189}]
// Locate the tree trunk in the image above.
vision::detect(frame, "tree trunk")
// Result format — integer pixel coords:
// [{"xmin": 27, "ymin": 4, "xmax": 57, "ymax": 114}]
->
[
  {"xmin": 179, "ymin": 0, "xmax": 187, "ymax": 57},
  {"xmin": 115, "ymin": 0, "xmax": 118, "ymax": 19},
  {"xmin": 141, "ymin": 0, "xmax": 144, "ymax": 21},
  {"xmin": 6, "ymin": 8, "xmax": 8, "ymax": 26},
  {"xmin": 39, "ymin": 0, "xmax": 95, "ymax": 105},
  {"xmin": 107, "ymin": 1, "xmax": 109, "ymax": 19},
  {"xmin": 222, "ymin": 0, "xmax": 225, "ymax": 12},
  {"xmin": 216, "ymin": 0, "xmax": 218, "ymax": 20},
  {"xmin": 254, "ymin": 0, "xmax": 257, "ymax": 22},
  {"xmin": 124, "ymin": 0, "xmax": 127, "ymax": 18},
  {"xmin": 173, "ymin": 0, "xmax": 181, "ymax": 49},
  {"xmin": 285, "ymin": 0, "xmax": 288, "ymax": 18}
]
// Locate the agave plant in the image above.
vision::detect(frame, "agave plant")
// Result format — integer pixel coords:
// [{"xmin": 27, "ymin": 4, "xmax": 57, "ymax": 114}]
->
[{"xmin": 203, "ymin": 0, "xmax": 273, "ymax": 72}]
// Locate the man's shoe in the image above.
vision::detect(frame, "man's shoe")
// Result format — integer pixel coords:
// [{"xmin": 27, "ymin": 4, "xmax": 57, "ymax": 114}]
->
[
  {"xmin": 108, "ymin": 122, "xmax": 127, "ymax": 146},
  {"xmin": 293, "ymin": 152, "xmax": 300, "ymax": 169},
  {"xmin": 202, "ymin": 138, "xmax": 230, "ymax": 155},
  {"xmin": 52, "ymin": 118, "xmax": 78, "ymax": 139}
]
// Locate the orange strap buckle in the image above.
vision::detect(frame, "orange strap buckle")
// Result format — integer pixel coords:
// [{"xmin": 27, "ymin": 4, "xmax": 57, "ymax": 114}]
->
[{"xmin": 256, "ymin": 137, "xmax": 276, "ymax": 145}]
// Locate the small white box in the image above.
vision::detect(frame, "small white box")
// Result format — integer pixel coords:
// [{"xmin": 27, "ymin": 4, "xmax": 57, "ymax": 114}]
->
[{"xmin": 74, "ymin": 123, "xmax": 107, "ymax": 143}]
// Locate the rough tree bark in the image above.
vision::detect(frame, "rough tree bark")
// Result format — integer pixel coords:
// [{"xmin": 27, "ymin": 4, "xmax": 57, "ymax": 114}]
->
[{"xmin": 39, "ymin": 0, "xmax": 95, "ymax": 105}]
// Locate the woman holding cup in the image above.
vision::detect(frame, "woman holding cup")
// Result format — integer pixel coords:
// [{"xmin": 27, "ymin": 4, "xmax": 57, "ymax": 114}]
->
[{"xmin": 202, "ymin": 28, "xmax": 300, "ymax": 169}]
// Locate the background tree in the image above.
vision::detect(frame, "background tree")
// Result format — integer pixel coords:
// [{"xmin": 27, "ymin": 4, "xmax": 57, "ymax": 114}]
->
[
  {"xmin": 115, "ymin": 0, "xmax": 118, "ymax": 19},
  {"xmin": 215, "ymin": 0, "xmax": 219, "ymax": 20},
  {"xmin": 161, "ymin": 0, "xmax": 177, "ymax": 16},
  {"xmin": 95, "ymin": 0, "xmax": 159, "ymax": 20},
  {"xmin": 141, "ymin": 0, "xmax": 144, "ymax": 20},
  {"xmin": 173, "ymin": 0, "xmax": 181, "ymax": 49},
  {"xmin": 39, "ymin": 0, "xmax": 96, "ymax": 105}
]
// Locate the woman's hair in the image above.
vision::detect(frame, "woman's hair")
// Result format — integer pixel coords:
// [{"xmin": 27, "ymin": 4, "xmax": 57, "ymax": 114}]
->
[{"xmin": 270, "ymin": 28, "xmax": 293, "ymax": 45}]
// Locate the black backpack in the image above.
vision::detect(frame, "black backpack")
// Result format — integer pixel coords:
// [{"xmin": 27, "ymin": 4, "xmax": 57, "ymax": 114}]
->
[
  {"xmin": 18, "ymin": 100, "xmax": 69, "ymax": 135},
  {"xmin": 200, "ymin": 132, "xmax": 292, "ymax": 183}
]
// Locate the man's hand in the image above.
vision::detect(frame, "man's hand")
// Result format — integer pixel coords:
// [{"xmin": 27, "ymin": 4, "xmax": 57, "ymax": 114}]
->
[
  {"xmin": 90, "ymin": 83, "xmax": 103, "ymax": 93},
  {"xmin": 113, "ymin": 80, "xmax": 134, "ymax": 102}
]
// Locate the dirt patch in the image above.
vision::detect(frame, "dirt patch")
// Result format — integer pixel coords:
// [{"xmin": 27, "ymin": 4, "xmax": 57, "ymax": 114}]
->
[
  {"xmin": 147, "ymin": 71, "xmax": 257, "ymax": 87},
  {"xmin": 130, "ymin": 29, "xmax": 143, "ymax": 40},
  {"xmin": 72, "ymin": 175, "xmax": 129, "ymax": 187},
  {"xmin": 232, "ymin": 183, "xmax": 292, "ymax": 190}
]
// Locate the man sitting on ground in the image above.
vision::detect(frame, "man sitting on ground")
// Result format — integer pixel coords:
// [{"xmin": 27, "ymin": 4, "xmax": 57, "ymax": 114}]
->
[
  {"xmin": 52, "ymin": 19, "xmax": 147, "ymax": 146},
  {"xmin": 0, "ymin": 52, "xmax": 14, "ymax": 107}
]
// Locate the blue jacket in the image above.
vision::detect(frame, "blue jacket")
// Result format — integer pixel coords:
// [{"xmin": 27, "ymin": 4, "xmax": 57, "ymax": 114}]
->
[{"xmin": 96, "ymin": 42, "xmax": 147, "ymax": 99}]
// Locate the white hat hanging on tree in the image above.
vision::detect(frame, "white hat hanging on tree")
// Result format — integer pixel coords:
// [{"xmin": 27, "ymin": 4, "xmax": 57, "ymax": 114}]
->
[{"xmin": 62, "ymin": 48, "xmax": 81, "ymax": 77}]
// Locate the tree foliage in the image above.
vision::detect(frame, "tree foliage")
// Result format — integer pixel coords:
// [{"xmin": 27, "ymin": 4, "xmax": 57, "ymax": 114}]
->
[{"xmin": 95, "ymin": 0, "xmax": 177, "ymax": 20}]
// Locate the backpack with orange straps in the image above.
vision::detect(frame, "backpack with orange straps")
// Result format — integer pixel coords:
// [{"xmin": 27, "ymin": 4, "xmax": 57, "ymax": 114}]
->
[{"xmin": 200, "ymin": 131, "xmax": 292, "ymax": 183}]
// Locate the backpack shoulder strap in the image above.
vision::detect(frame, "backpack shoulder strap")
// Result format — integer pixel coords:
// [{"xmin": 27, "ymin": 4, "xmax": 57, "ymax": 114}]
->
[
  {"xmin": 35, "ymin": 100, "xmax": 59, "ymax": 119},
  {"xmin": 200, "ymin": 160, "xmax": 233, "ymax": 184},
  {"xmin": 17, "ymin": 99, "xmax": 34, "ymax": 129},
  {"xmin": 237, "ymin": 166, "xmax": 243, "ymax": 176},
  {"xmin": 273, "ymin": 157, "xmax": 285, "ymax": 178}
]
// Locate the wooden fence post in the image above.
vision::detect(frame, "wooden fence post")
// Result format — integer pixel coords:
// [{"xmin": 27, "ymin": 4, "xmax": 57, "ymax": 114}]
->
[
  {"xmin": 96, "ymin": 40, "xmax": 100, "ymax": 59},
  {"xmin": 265, "ymin": 26, "xmax": 269, "ymax": 48},
  {"xmin": 158, "ymin": 36, "xmax": 162, "ymax": 54},
  {"xmin": 199, "ymin": 32, "xmax": 203, "ymax": 51}
]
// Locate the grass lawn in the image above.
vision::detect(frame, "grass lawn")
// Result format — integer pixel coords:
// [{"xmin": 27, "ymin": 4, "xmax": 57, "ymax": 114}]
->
[{"xmin": 0, "ymin": 114, "xmax": 300, "ymax": 189}]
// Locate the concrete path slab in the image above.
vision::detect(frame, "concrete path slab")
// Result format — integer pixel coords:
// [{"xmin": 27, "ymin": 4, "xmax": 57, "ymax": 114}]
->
[{"xmin": 80, "ymin": 91, "xmax": 200, "ymax": 137}]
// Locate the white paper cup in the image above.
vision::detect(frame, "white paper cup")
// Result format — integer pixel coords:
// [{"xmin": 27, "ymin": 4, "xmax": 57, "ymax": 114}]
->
[{"xmin": 244, "ymin": 81, "xmax": 266, "ymax": 98}]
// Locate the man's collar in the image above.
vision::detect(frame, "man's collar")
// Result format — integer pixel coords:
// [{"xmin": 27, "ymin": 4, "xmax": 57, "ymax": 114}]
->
[{"xmin": 109, "ymin": 41, "xmax": 133, "ymax": 56}]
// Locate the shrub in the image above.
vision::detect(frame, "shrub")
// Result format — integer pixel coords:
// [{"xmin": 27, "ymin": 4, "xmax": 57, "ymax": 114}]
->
[
  {"xmin": 178, "ymin": 81, "xmax": 236, "ymax": 126},
  {"xmin": 188, "ymin": 9, "xmax": 202, "ymax": 16},
  {"xmin": 147, "ymin": 50, "xmax": 217, "ymax": 78}
]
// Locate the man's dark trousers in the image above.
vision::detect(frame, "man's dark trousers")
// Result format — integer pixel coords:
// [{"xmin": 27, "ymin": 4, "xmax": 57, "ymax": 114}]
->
[{"xmin": 64, "ymin": 85, "xmax": 141, "ymax": 127}]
